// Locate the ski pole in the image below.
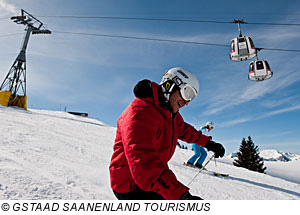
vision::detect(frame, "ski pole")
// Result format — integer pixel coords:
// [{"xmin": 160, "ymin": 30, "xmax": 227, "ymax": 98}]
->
[
  {"xmin": 187, "ymin": 154, "xmax": 215, "ymax": 186},
  {"xmin": 214, "ymin": 155, "xmax": 217, "ymax": 166},
  {"xmin": 203, "ymin": 153, "xmax": 215, "ymax": 169}
]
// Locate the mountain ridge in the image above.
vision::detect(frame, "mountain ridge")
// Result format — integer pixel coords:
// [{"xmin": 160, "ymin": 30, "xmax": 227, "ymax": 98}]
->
[{"xmin": 230, "ymin": 149, "xmax": 300, "ymax": 162}]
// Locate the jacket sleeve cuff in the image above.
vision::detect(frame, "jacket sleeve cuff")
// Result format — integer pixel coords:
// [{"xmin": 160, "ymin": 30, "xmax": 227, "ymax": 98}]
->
[{"xmin": 151, "ymin": 169, "xmax": 189, "ymax": 200}]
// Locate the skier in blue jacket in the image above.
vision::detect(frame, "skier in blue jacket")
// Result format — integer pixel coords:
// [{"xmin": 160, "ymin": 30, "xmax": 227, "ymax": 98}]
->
[{"xmin": 186, "ymin": 122, "xmax": 214, "ymax": 169}]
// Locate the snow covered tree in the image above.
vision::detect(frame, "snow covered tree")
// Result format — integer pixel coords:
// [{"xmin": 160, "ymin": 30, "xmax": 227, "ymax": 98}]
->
[{"xmin": 233, "ymin": 136, "xmax": 266, "ymax": 173}]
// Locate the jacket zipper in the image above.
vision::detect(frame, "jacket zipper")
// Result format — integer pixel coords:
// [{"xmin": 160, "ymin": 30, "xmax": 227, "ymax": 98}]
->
[{"xmin": 168, "ymin": 116, "xmax": 175, "ymax": 160}]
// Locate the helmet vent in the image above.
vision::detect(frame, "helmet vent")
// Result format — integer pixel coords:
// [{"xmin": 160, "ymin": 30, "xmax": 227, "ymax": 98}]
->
[{"xmin": 177, "ymin": 70, "xmax": 189, "ymax": 79}]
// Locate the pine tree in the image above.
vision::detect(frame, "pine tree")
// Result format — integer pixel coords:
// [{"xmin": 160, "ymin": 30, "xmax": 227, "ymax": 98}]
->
[{"xmin": 233, "ymin": 136, "xmax": 266, "ymax": 173}]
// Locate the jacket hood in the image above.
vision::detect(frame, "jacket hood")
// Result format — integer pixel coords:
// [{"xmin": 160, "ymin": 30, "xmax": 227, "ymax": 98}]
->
[
  {"xmin": 133, "ymin": 79, "xmax": 170, "ymax": 110},
  {"xmin": 133, "ymin": 79, "xmax": 153, "ymax": 98}
]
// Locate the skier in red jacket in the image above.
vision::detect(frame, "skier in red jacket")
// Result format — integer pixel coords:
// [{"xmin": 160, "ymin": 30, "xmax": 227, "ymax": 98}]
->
[{"xmin": 109, "ymin": 67, "xmax": 225, "ymax": 200}]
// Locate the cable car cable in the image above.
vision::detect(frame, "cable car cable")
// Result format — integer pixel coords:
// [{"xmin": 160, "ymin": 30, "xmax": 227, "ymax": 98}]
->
[
  {"xmin": 39, "ymin": 15, "xmax": 233, "ymax": 24},
  {"xmin": 246, "ymin": 22, "xmax": 300, "ymax": 27},
  {"xmin": 0, "ymin": 33, "xmax": 23, "ymax": 38},
  {"xmin": 38, "ymin": 15, "xmax": 300, "ymax": 27},
  {"xmin": 0, "ymin": 16, "xmax": 11, "ymax": 20},
  {"xmin": 52, "ymin": 30, "xmax": 300, "ymax": 53},
  {"xmin": 52, "ymin": 30, "xmax": 230, "ymax": 47},
  {"xmin": 1, "ymin": 31, "xmax": 300, "ymax": 53},
  {"xmin": 258, "ymin": 47, "xmax": 300, "ymax": 53}
]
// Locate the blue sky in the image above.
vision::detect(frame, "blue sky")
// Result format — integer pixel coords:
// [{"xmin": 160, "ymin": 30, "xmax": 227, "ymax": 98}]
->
[{"xmin": 1, "ymin": 0, "xmax": 300, "ymax": 154}]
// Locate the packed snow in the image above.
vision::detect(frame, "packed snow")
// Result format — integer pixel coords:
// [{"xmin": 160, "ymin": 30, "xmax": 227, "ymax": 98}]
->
[{"xmin": 0, "ymin": 106, "xmax": 300, "ymax": 200}]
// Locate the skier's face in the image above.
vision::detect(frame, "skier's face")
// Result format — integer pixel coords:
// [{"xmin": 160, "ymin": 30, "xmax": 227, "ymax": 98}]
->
[{"xmin": 169, "ymin": 89, "xmax": 189, "ymax": 113}]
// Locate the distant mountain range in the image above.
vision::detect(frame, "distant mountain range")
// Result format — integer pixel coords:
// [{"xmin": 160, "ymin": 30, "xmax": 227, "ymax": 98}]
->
[{"xmin": 230, "ymin": 149, "xmax": 300, "ymax": 162}]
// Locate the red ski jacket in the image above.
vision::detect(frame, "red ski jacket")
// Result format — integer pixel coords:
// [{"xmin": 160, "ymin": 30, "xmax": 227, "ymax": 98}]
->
[{"xmin": 109, "ymin": 82, "xmax": 211, "ymax": 200}]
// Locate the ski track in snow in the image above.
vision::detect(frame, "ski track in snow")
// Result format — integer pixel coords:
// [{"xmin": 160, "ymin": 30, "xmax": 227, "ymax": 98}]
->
[
  {"xmin": 0, "ymin": 107, "xmax": 115, "ymax": 199},
  {"xmin": 0, "ymin": 106, "xmax": 300, "ymax": 200},
  {"xmin": 171, "ymin": 150, "xmax": 300, "ymax": 200}
]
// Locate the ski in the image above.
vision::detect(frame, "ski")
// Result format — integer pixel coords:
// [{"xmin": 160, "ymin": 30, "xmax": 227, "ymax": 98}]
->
[
  {"xmin": 209, "ymin": 171, "xmax": 229, "ymax": 177},
  {"xmin": 183, "ymin": 162, "xmax": 229, "ymax": 177}
]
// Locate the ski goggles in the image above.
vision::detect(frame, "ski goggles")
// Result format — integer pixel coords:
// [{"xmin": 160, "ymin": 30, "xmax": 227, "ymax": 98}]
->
[{"xmin": 179, "ymin": 84, "xmax": 198, "ymax": 101}]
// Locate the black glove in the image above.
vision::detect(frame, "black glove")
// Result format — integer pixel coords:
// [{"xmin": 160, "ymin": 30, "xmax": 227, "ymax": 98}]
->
[
  {"xmin": 205, "ymin": 140, "xmax": 225, "ymax": 158},
  {"xmin": 180, "ymin": 191, "xmax": 203, "ymax": 200}
]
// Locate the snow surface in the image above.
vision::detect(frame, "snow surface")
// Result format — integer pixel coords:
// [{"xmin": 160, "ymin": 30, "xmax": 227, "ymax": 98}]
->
[{"xmin": 1, "ymin": 106, "xmax": 300, "ymax": 200}]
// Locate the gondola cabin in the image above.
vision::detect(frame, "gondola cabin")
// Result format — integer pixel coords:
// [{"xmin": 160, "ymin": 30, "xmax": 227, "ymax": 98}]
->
[
  {"xmin": 230, "ymin": 36, "xmax": 256, "ymax": 61},
  {"xmin": 248, "ymin": 60, "xmax": 273, "ymax": 81}
]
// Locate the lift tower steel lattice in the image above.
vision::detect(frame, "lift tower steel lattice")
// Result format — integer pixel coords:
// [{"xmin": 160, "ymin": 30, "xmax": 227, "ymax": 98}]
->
[{"xmin": 0, "ymin": 9, "xmax": 51, "ymax": 109}]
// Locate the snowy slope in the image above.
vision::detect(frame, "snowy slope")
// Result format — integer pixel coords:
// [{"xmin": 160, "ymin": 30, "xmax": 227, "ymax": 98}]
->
[
  {"xmin": 0, "ymin": 106, "xmax": 115, "ymax": 199},
  {"xmin": 0, "ymin": 106, "xmax": 300, "ymax": 200},
  {"xmin": 227, "ymin": 150, "xmax": 300, "ymax": 184},
  {"xmin": 171, "ymin": 150, "xmax": 300, "ymax": 200}
]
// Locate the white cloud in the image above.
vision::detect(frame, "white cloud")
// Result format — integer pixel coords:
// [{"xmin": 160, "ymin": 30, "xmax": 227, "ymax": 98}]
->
[
  {"xmin": 261, "ymin": 104, "xmax": 300, "ymax": 118},
  {"xmin": 218, "ymin": 117, "xmax": 251, "ymax": 127},
  {"xmin": 260, "ymin": 95, "xmax": 299, "ymax": 108},
  {"xmin": 0, "ymin": 0, "xmax": 18, "ymax": 14},
  {"xmin": 219, "ymin": 103, "xmax": 300, "ymax": 127},
  {"xmin": 255, "ymin": 131, "xmax": 292, "ymax": 139}
]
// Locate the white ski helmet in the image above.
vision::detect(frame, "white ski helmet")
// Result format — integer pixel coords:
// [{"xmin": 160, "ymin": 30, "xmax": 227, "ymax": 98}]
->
[
  {"xmin": 160, "ymin": 67, "xmax": 199, "ymax": 102},
  {"xmin": 206, "ymin": 121, "xmax": 214, "ymax": 129}
]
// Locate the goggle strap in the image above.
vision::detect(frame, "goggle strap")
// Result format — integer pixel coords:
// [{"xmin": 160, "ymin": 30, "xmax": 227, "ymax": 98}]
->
[
  {"xmin": 162, "ymin": 80, "xmax": 176, "ymax": 94},
  {"xmin": 169, "ymin": 83, "xmax": 176, "ymax": 94},
  {"xmin": 161, "ymin": 80, "xmax": 177, "ymax": 102}
]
